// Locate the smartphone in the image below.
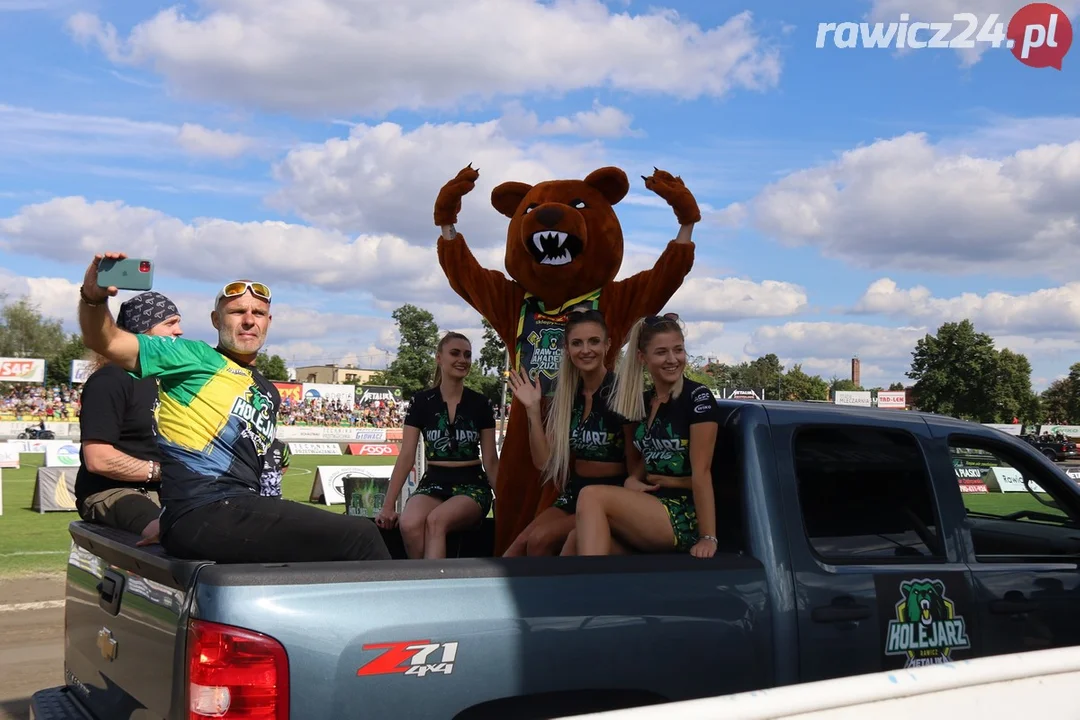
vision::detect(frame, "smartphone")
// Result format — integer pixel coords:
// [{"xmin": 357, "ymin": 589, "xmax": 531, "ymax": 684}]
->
[{"xmin": 97, "ymin": 258, "xmax": 154, "ymax": 291}]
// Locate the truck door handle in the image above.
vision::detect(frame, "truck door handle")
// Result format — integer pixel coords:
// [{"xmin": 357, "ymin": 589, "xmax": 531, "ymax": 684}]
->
[
  {"xmin": 811, "ymin": 597, "xmax": 871, "ymax": 623},
  {"xmin": 97, "ymin": 569, "xmax": 125, "ymax": 616},
  {"xmin": 989, "ymin": 598, "xmax": 1034, "ymax": 615}
]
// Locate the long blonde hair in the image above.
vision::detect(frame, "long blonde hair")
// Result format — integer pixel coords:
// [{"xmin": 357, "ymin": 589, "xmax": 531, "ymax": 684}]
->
[
  {"xmin": 542, "ymin": 310, "xmax": 609, "ymax": 491},
  {"xmin": 611, "ymin": 313, "xmax": 685, "ymax": 422},
  {"xmin": 431, "ymin": 332, "xmax": 471, "ymax": 388}
]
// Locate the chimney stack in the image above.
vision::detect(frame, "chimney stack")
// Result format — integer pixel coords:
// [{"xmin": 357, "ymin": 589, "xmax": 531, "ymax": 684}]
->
[{"xmin": 851, "ymin": 355, "xmax": 861, "ymax": 387}]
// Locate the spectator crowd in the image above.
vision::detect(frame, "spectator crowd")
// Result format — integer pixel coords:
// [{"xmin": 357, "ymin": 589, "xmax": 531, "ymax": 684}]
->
[
  {"xmin": 276, "ymin": 397, "xmax": 405, "ymax": 428},
  {"xmin": 0, "ymin": 384, "xmax": 82, "ymax": 421}
]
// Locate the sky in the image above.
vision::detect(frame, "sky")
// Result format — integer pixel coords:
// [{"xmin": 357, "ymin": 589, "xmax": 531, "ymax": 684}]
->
[{"xmin": 0, "ymin": 0, "xmax": 1078, "ymax": 390}]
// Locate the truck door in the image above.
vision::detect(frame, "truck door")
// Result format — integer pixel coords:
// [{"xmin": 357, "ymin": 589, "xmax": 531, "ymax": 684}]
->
[
  {"xmin": 935, "ymin": 430, "xmax": 1080, "ymax": 658},
  {"xmin": 768, "ymin": 412, "xmax": 979, "ymax": 682}
]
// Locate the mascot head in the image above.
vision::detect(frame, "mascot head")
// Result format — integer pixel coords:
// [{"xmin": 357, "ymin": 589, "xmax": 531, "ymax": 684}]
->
[{"xmin": 491, "ymin": 166, "xmax": 628, "ymax": 306}]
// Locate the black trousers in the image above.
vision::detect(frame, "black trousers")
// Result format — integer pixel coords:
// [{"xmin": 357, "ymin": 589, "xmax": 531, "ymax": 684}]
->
[{"xmin": 162, "ymin": 494, "xmax": 391, "ymax": 563}]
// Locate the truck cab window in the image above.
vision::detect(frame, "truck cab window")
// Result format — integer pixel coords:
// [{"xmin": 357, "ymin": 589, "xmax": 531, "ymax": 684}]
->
[
  {"xmin": 793, "ymin": 426, "xmax": 944, "ymax": 562},
  {"xmin": 949, "ymin": 437, "xmax": 1080, "ymax": 561}
]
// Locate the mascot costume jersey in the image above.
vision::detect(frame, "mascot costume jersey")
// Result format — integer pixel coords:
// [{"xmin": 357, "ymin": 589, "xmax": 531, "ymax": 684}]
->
[{"xmin": 434, "ymin": 164, "xmax": 699, "ymax": 554}]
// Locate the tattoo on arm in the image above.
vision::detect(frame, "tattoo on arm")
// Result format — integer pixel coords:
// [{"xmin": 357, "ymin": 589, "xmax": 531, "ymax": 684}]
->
[{"xmin": 99, "ymin": 453, "xmax": 151, "ymax": 482}]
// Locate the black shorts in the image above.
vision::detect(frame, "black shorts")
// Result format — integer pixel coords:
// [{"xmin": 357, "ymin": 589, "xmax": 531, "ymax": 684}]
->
[
  {"xmin": 411, "ymin": 465, "xmax": 493, "ymax": 516},
  {"xmin": 552, "ymin": 471, "xmax": 626, "ymax": 515}
]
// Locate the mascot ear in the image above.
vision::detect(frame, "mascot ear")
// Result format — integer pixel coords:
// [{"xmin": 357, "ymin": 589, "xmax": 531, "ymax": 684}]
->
[
  {"xmin": 491, "ymin": 181, "xmax": 533, "ymax": 219},
  {"xmin": 584, "ymin": 166, "xmax": 629, "ymax": 206}
]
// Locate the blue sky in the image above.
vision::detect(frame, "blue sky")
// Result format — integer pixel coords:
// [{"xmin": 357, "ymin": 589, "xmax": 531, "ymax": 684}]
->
[{"xmin": 1, "ymin": 0, "xmax": 1078, "ymax": 389}]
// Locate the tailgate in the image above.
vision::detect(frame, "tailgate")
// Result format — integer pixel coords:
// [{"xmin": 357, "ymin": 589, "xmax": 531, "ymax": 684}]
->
[
  {"xmin": 194, "ymin": 554, "xmax": 772, "ymax": 719},
  {"xmin": 64, "ymin": 522, "xmax": 207, "ymax": 720}
]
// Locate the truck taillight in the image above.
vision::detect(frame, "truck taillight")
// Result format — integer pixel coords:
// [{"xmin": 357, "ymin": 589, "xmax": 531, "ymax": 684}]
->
[{"xmin": 187, "ymin": 619, "xmax": 289, "ymax": 720}]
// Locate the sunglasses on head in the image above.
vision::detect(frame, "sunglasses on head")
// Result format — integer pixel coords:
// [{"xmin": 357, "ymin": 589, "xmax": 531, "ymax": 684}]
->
[
  {"xmin": 218, "ymin": 281, "xmax": 272, "ymax": 303},
  {"xmin": 643, "ymin": 312, "xmax": 680, "ymax": 326},
  {"xmin": 568, "ymin": 307, "xmax": 604, "ymax": 319}
]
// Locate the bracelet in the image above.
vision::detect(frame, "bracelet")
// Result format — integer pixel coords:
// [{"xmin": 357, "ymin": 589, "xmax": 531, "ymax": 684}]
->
[
  {"xmin": 698, "ymin": 534, "xmax": 718, "ymax": 545},
  {"xmin": 79, "ymin": 286, "xmax": 105, "ymax": 307},
  {"xmin": 147, "ymin": 460, "xmax": 159, "ymax": 481}
]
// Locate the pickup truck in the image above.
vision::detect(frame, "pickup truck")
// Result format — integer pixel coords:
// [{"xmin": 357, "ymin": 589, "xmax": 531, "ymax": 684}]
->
[
  {"xmin": 1021, "ymin": 434, "xmax": 1079, "ymax": 462},
  {"xmin": 31, "ymin": 400, "xmax": 1080, "ymax": 720}
]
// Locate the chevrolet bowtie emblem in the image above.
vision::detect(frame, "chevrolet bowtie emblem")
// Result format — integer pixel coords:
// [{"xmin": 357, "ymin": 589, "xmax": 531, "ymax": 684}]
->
[{"xmin": 97, "ymin": 627, "xmax": 117, "ymax": 662}]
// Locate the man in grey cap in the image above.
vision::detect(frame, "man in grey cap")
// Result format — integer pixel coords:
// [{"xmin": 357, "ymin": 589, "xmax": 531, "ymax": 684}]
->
[{"xmin": 74, "ymin": 291, "xmax": 183, "ymax": 539}]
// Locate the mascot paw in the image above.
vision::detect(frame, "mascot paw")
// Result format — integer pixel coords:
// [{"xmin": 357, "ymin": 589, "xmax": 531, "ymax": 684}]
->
[
  {"xmin": 642, "ymin": 168, "xmax": 701, "ymax": 226},
  {"xmin": 434, "ymin": 164, "xmax": 480, "ymax": 227}
]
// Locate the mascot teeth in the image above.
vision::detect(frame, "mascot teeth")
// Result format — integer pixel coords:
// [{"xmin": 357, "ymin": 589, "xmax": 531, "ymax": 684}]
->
[
  {"xmin": 541, "ymin": 251, "xmax": 573, "ymax": 266},
  {"xmin": 532, "ymin": 231, "xmax": 568, "ymax": 253}
]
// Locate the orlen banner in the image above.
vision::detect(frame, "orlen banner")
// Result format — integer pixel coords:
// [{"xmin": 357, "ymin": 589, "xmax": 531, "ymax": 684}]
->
[
  {"xmin": 876, "ymin": 391, "xmax": 906, "ymax": 409},
  {"xmin": 70, "ymin": 359, "xmax": 94, "ymax": 384},
  {"xmin": 0, "ymin": 358, "xmax": 45, "ymax": 383},
  {"xmin": 834, "ymin": 390, "xmax": 871, "ymax": 407},
  {"xmin": 302, "ymin": 383, "xmax": 356, "ymax": 408},
  {"xmin": 347, "ymin": 443, "xmax": 400, "ymax": 457},
  {"xmin": 274, "ymin": 381, "xmax": 303, "ymax": 405}
]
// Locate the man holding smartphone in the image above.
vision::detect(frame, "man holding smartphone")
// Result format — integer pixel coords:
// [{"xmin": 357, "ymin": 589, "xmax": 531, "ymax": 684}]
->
[
  {"xmin": 77, "ymin": 252, "xmax": 391, "ymax": 564},
  {"xmin": 75, "ymin": 291, "xmax": 183, "ymax": 540}
]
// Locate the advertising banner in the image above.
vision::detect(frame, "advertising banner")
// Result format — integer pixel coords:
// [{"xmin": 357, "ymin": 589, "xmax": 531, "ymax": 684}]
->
[
  {"xmin": 1064, "ymin": 467, "xmax": 1080, "ymax": 484},
  {"xmin": 346, "ymin": 443, "xmax": 400, "ymax": 457},
  {"xmin": 983, "ymin": 423, "xmax": 1023, "ymax": 437},
  {"xmin": 275, "ymin": 426, "xmax": 387, "ymax": 442},
  {"xmin": 385, "ymin": 428, "xmax": 403, "ymax": 442},
  {"xmin": 274, "ymin": 381, "xmax": 303, "ymax": 405},
  {"xmin": 302, "ymin": 383, "xmax": 355, "ymax": 408},
  {"xmin": 834, "ymin": 390, "xmax": 872, "ymax": 407},
  {"xmin": 0, "ymin": 357, "xmax": 46, "ymax": 383},
  {"xmin": 954, "ymin": 466, "xmax": 988, "ymax": 493},
  {"xmin": 309, "ymin": 464, "xmax": 395, "ymax": 505},
  {"xmin": 0, "ymin": 444, "xmax": 19, "ymax": 468},
  {"xmin": 286, "ymin": 442, "xmax": 342, "ymax": 455},
  {"xmin": 985, "ymin": 466, "xmax": 1045, "ymax": 494},
  {"xmin": 31, "ymin": 466, "xmax": 78, "ymax": 512},
  {"xmin": 45, "ymin": 442, "xmax": 81, "ymax": 467},
  {"xmin": 70, "ymin": 359, "xmax": 94, "ymax": 384},
  {"xmin": 876, "ymin": 391, "xmax": 906, "ymax": 408},
  {"xmin": 356, "ymin": 385, "xmax": 403, "ymax": 405},
  {"xmin": 1038, "ymin": 425, "xmax": 1080, "ymax": 438}
]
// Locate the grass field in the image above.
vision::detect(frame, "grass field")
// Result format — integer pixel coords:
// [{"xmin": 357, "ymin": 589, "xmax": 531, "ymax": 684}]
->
[
  {"xmin": 0, "ymin": 452, "xmax": 396, "ymax": 577},
  {"xmin": 0, "ymin": 453, "xmax": 1067, "ymax": 578}
]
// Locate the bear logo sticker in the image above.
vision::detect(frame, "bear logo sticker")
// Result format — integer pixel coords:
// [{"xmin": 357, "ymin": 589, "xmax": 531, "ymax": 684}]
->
[{"xmin": 884, "ymin": 578, "xmax": 970, "ymax": 668}]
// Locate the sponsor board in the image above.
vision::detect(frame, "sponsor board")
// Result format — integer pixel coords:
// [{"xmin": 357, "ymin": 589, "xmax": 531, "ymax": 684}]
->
[
  {"xmin": 31, "ymin": 467, "xmax": 78, "ymax": 512},
  {"xmin": 357, "ymin": 385, "xmax": 403, "ymax": 405},
  {"xmin": 287, "ymin": 442, "xmax": 343, "ymax": 456},
  {"xmin": 310, "ymin": 464, "xmax": 399, "ymax": 506},
  {"xmin": 834, "ymin": 390, "xmax": 872, "ymax": 406},
  {"xmin": 985, "ymin": 466, "xmax": 1045, "ymax": 493},
  {"xmin": 70, "ymin": 359, "xmax": 93, "ymax": 384},
  {"xmin": 0, "ymin": 357, "xmax": 46, "ymax": 383},
  {"xmin": 982, "ymin": 423, "xmax": 1023, "ymax": 437},
  {"xmin": 876, "ymin": 390, "xmax": 906, "ymax": 408},
  {"xmin": 45, "ymin": 443, "xmax": 81, "ymax": 467},
  {"xmin": 386, "ymin": 428, "xmax": 403, "ymax": 442},
  {"xmin": 1039, "ymin": 424, "xmax": 1080, "ymax": 437},
  {"xmin": 1064, "ymin": 467, "xmax": 1080, "ymax": 484},
  {"xmin": 274, "ymin": 381, "xmax": 303, "ymax": 405},
  {"xmin": 347, "ymin": 443, "xmax": 400, "ymax": 457},
  {"xmin": 954, "ymin": 466, "xmax": 989, "ymax": 493},
  {"xmin": 275, "ymin": 426, "xmax": 388, "ymax": 442},
  {"xmin": 302, "ymin": 382, "xmax": 356, "ymax": 408},
  {"xmin": 0, "ymin": 444, "xmax": 19, "ymax": 468},
  {"xmin": 0, "ymin": 422, "xmax": 78, "ymax": 439},
  {"xmin": 875, "ymin": 574, "xmax": 974, "ymax": 669}
]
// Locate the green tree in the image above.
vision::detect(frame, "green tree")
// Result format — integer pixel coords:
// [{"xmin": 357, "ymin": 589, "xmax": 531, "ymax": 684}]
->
[
  {"xmin": 255, "ymin": 352, "xmax": 290, "ymax": 381},
  {"xmin": 995, "ymin": 348, "xmax": 1037, "ymax": 424},
  {"xmin": 0, "ymin": 295, "xmax": 79, "ymax": 387},
  {"xmin": 888, "ymin": 381, "xmax": 906, "ymax": 391},
  {"xmin": 464, "ymin": 364, "xmax": 502, "ymax": 404},
  {"xmin": 1041, "ymin": 377, "xmax": 1072, "ymax": 423},
  {"xmin": 478, "ymin": 318, "xmax": 506, "ymax": 375},
  {"xmin": 685, "ymin": 355, "xmax": 716, "ymax": 389},
  {"xmin": 782, "ymin": 364, "xmax": 830, "ymax": 401},
  {"xmin": 829, "ymin": 378, "xmax": 863, "ymax": 393},
  {"xmin": 370, "ymin": 304, "xmax": 440, "ymax": 399}
]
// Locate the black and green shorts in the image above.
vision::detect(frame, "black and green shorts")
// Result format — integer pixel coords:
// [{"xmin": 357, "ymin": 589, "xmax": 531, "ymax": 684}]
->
[
  {"xmin": 411, "ymin": 465, "xmax": 493, "ymax": 517},
  {"xmin": 552, "ymin": 472, "xmax": 625, "ymax": 515},
  {"xmin": 653, "ymin": 488, "xmax": 698, "ymax": 552}
]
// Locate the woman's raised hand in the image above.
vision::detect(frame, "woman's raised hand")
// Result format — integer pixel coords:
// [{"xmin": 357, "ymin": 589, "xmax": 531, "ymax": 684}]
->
[{"xmin": 507, "ymin": 368, "xmax": 542, "ymax": 410}]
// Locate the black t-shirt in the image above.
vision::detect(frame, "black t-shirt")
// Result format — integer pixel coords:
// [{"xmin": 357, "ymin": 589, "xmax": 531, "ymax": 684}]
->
[
  {"xmin": 569, "ymin": 371, "xmax": 630, "ymax": 463},
  {"xmin": 75, "ymin": 364, "xmax": 162, "ymax": 509},
  {"xmin": 632, "ymin": 378, "xmax": 720, "ymax": 477},
  {"xmin": 405, "ymin": 386, "xmax": 495, "ymax": 461},
  {"xmin": 259, "ymin": 439, "xmax": 289, "ymax": 498}
]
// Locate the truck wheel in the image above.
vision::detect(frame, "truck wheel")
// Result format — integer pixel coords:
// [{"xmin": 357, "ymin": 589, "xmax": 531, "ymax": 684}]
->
[{"xmin": 1043, "ymin": 449, "xmax": 1057, "ymax": 461}]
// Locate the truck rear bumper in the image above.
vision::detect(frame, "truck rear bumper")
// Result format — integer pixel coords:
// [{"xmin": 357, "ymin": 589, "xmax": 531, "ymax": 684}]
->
[{"xmin": 29, "ymin": 687, "xmax": 91, "ymax": 720}]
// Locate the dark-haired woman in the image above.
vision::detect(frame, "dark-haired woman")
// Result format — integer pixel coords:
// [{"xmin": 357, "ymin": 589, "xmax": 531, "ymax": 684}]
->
[
  {"xmin": 376, "ymin": 332, "xmax": 500, "ymax": 559},
  {"xmin": 574, "ymin": 313, "xmax": 721, "ymax": 559},
  {"xmin": 503, "ymin": 308, "xmax": 637, "ymax": 556}
]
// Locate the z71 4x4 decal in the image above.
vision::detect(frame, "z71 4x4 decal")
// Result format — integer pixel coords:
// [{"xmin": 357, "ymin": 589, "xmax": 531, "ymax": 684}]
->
[{"xmin": 357, "ymin": 640, "xmax": 458, "ymax": 677}]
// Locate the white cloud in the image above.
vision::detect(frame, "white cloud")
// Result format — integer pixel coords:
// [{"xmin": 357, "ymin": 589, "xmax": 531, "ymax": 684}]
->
[
  {"xmin": 0, "ymin": 104, "xmax": 260, "ymax": 160},
  {"xmin": 175, "ymin": 123, "xmax": 256, "ymax": 159},
  {"xmin": 66, "ymin": 1, "xmax": 781, "ymax": 115},
  {"xmin": 853, "ymin": 278, "xmax": 1080, "ymax": 337},
  {"xmin": 737, "ymin": 131, "xmax": 1080, "ymax": 279},
  {"xmin": 671, "ymin": 275, "xmax": 809, "ymax": 321},
  {"xmin": 867, "ymin": 0, "xmax": 1080, "ymax": 67},
  {"xmin": 499, "ymin": 101, "xmax": 642, "ymax": 139},
  {"xmin": 268, "ymin": 118, "xmax": 607, "ymax": 244}
]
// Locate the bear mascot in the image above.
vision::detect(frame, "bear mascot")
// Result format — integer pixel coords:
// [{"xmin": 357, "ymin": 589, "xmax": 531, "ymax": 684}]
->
[{"xmin": 434, "ymin": 164, "xmax": 699, "ymax": 554}]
